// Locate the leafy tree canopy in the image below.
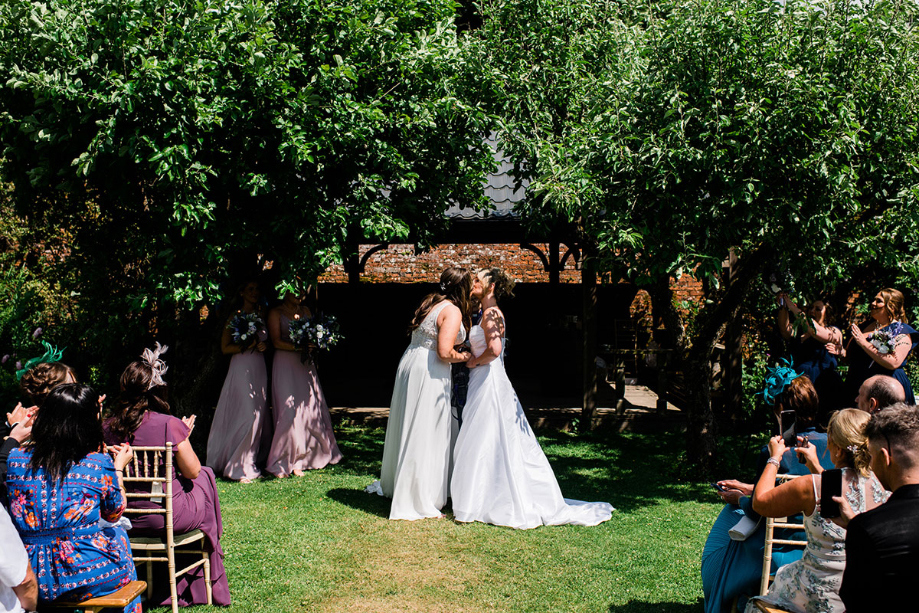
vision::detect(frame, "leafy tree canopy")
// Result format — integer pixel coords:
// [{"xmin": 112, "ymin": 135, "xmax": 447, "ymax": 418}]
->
[
  {"xmin": 474, "ymin": 0, "xmax": 919, "ymax": 470},
  {"xmin": 0, "ymin": 0, "xmax": 495, "ymax": 308}
]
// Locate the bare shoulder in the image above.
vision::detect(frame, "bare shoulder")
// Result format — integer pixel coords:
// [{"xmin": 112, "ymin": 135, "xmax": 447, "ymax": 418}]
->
[{"xmin": 482, "ymin": 307, "xmax": 506, "ymax": 330}]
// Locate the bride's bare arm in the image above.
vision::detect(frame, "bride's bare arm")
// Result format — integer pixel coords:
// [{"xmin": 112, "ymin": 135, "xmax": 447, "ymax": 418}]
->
[
  {"xmin": 467, "ymin": 308, "xmax": 505, "ymax": 369},
  {"xmin": 436, "ymin": 304, "xmax": 471, "ymax": 363}
]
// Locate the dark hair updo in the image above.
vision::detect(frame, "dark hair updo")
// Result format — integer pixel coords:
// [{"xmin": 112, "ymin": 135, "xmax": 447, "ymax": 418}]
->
[
  {"xmin": 28, "ymin": 383, "xmax": 103, "ymax": 484},
  {"xmin": 20, "ymin": 362, "xmax": 76, "ymax": 407},
  {"xmin": 775, "ymin": 376, "xmax": 819, "ymax": 426},
  {"xmin": 106, "ymin": 360, "xmax": 172, "ymax": 442}
]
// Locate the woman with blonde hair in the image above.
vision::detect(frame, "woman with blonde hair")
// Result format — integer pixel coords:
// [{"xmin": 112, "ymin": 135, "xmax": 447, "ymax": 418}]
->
[
  {"xmin": 745, "ymin": 409, "xmax": 888, "ymax": 613},
  {"xmin": 367, "ymin": 267, "xmax": 473, "ymax": 520},
  {"xmin": 844, "ymin": 288, "xmax": 918, "ymax": 405}
]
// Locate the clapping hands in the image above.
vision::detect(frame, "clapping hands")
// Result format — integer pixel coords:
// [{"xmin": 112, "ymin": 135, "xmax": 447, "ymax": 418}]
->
[
  {"xmin": 182, "ymin": 415, "xmax": 196, "ymax": 434},
  {"xmin": 105, "ymin": 443, "xmax": 134, "ymax": 471},
  {"xmin": 7, "ymin": 403, "xmax": 36, "ymax": 443}
]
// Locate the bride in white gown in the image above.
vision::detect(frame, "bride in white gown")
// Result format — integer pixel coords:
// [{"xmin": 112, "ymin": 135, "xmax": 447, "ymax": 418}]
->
[
  {"xmin": 367, "ymin": 267, "xmax": 473, "ymax": 520},
  {"xmin": 451, "ymin": 268, "xmax": 614, "ymax": 529}
]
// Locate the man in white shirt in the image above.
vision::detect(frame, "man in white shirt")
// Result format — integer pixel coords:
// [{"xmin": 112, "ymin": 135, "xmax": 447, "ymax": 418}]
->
[{"xmin": 0, "ymin": 506, "xmax": 37, "ymax": 613}]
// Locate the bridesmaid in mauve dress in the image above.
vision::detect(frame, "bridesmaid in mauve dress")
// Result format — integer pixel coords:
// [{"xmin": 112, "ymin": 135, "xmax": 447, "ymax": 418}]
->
[
  {"xmin": 103, "ymin": 346, "xmax": 231, "ymax": 607},
  {"xmin": 265, "ymin": 291, "xmax": 342, "ymax": 477},
  {"xmin": 206, "ymin": 280, "xmax": 270, "ymax": 483}
]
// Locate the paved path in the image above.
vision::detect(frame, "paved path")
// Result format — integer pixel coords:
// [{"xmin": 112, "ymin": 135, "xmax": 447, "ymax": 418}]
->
[{"xmin": 330, "ymin": 384, "xmax": 685, "ymax": 432}]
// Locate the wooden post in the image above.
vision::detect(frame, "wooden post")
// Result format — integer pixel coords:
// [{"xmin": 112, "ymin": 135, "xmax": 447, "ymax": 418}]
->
[
  {"xmin": 656, "ymin": 351, "xmax": 669, "ymax": 413},
  {"xmin": 581, "ymin": 260, "xmax": 598, "ymax": 430},
  {"xmin": 549, "ymin": 240, "xmax": 560, "ymax": 285}
]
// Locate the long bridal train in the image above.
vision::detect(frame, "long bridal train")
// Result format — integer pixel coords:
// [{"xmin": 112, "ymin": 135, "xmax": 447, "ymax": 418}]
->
[{"xmin": 450, "ymin": 323, "xmax": 613, "ymax": 529}]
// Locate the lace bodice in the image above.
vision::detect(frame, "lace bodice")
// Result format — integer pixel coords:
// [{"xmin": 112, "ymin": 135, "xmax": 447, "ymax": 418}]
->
[{"xmin": 409, "ymin": 301, "xmax": 466, "ymax": 350}]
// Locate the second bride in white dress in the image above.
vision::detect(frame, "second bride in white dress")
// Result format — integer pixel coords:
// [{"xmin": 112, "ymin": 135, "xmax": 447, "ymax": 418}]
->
[{"xmin": 451, "ymin": 268, "xmax": 614, "ymax": 529}]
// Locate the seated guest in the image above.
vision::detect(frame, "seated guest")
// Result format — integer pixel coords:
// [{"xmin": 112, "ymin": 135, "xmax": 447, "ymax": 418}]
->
[
  {"xmin": 840, "ymin": 403, "xmax": 919, "ymax": 611},
  {"xmin": 702, "ymin": 369, "xmax": 835, "ymax": 613},
  {"xmin": 4, "ymin": 384, "xmax": 140, "ymax": 612},
  {"xmin": 855, "ymin": 375, "xmax": 905, "ymax": 414},
  {"xmin": 0, "ymin": 505, "xmax": 37, "ymax": 613},
  {"xmin": 745, "ymin": 409, "xmax": 887, "ymax": 612},
  {"xmin": 103, "ymin": 345, "xmax": 230, "ymax": 607},
  {"xmin": 2, "ymin": 358, "xmax": 75, "ymax": 509}
]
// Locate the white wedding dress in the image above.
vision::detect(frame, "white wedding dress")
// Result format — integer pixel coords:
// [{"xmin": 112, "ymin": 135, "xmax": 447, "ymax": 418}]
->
[
  {"xmin": 451, "ymin": 320, "xmax": 614, "ymax": 529},
  {"xmin": 367, "ymin": 301, "xmax": 465, "ymax": 520}
]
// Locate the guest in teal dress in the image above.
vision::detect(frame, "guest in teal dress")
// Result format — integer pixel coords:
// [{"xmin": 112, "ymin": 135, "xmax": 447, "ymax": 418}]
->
[
  {"xmin": 843, "ymin": 288, "xmax": 918, "ymax": 406},
  {"xmin": 5, "ymin": 383, "xmax": 140, "ymax": 612},
  {"xmin": 702, "ymin": 371, "xmax": 835, "ymax": 613}
]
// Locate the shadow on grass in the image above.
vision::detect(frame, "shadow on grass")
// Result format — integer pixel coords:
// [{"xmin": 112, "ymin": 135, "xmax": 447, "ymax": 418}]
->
[
  {"xmin": 332, "ymin": 424, "xmax": 387, "ymax": 476},
  {"xmin": 535, "ymin": 428, "xmax": 717, "ymax": 513},
  {"xmin": 326, "ymin": 487, "xmax": 391, "ymax": 518},
  {"xmin": 331, "ymin": 422, "xmax": 722, "ymax": 516},
  {"xmin": 608, "ymin": 598, "xmax": 704, "ymax": 612}
]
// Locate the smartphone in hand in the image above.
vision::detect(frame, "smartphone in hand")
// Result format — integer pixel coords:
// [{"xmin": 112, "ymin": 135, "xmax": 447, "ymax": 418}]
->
[
  {"xmin": 710, "ymin": 482, "xmax": 727, "ymax": 492},
  {"xmin": 821, "ymin": 468, "xmax": 843, "ymax": 519},
  {"xmin": 780, "ymin": 410, "xmax": 797, "ymax": 449}
]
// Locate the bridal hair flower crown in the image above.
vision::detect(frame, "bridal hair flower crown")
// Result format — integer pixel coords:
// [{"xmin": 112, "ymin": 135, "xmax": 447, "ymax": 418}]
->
[
  {"xmin": 15, "ymin": 341, "xmax": 65, "ymax": 381},
  {"xmin": 759, "ymin": 357, "xmax": 802, "ymax": 406},
  {"xmin": 141, "ymin": 342, "xmax": 169, "ymax": 390}
]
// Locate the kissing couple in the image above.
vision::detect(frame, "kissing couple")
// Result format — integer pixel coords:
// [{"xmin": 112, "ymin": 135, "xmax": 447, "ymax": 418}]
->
[{"xmin": 367, "ymin": 266, "xmax": 613, "ymax": 529}]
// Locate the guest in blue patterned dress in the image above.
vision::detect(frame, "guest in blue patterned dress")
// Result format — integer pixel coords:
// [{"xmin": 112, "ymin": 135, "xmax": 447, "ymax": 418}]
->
[{"xmin": 5, "ymin": 383, "xmax": 140, "ymax": 612}]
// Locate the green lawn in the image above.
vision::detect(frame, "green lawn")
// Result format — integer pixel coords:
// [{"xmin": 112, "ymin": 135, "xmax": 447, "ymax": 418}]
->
[{"xmin": 152, "ymin": 426, "xmax": 727, "ymax": 613}]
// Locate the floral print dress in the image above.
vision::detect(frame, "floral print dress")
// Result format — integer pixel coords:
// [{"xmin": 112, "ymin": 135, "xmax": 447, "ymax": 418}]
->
[
  {"xmin": 746, "ymin": 469, "xmax": 888, "ymax": 613},
  {"xmin": 5, "ymin": 448, "xmax": 140, "ymax": 612}
]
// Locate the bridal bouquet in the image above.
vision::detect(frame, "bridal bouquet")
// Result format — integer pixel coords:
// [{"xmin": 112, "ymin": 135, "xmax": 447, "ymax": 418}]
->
[
  {"xmin": 869, "ymin": 323, "xmax": 904, "ymax": 355},
  {"xmin": 227, "ymin": 312, "xmax": 264, "ymax": 350},
  {"xmin": 289, "ymin": 314, "xmax": 343, "ymax": 363}
]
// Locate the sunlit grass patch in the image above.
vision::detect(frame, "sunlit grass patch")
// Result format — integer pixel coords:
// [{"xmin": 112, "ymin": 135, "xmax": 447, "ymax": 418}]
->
[{"xmin": 147, "ymin": 427, "xmax": 721, "ymax": 612}]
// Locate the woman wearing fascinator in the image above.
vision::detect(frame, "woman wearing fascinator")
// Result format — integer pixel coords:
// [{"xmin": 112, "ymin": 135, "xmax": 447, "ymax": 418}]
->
[
  {"xmin": 367, "ymin": 267, "xmax": 473, "ymax": 520},
  {"xmin": 103, "ymin": 344, "xmax": 231, "ymax": 607},
  {"xmin": 207, "ymin": 279, "xmax": 270, "ymax": 483},
  {"xmin": 264, "ymin": 288, "xmax": 342, "ymax": 477}
]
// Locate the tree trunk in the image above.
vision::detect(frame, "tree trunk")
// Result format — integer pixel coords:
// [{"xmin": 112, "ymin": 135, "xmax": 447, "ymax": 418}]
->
[
  {"xmin": 648, "ymin": 245, "xmax": 775, "ymax": 476},
  {"xmin": 685, "ymin": 351, "xmax": 718, "ymax": 473}
]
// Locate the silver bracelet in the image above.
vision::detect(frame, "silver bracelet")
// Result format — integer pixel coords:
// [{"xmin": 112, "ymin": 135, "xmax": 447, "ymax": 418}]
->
[{"xmin": 766, "ymin": 457, "xmax": 781, "ymax": 469}]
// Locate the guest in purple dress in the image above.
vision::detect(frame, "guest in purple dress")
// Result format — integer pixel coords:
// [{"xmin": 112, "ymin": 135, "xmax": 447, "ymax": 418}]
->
[
  {"xmin": 207, "ymin": 280, "xmax": 270, "ymax": 483},
  {"xmin": 103, "ymin": 346, "xmax": 231, "ymax": 607},
  {"xmin": 6, "ymin": 383, "xmax": 140, "ymax": 612},
  {"xmin": 265, "ymin": 292, "xmax": 342, "ymax": 477}
]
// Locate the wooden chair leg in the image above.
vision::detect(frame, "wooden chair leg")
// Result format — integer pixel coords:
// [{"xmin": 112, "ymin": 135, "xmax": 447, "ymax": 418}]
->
[
  {"xmin": 145, "ymin": 560, "xmax": 153, "ymax": 601},
  {"xmin": 168, "ymin": 545, "xmax": 179, "ymax": 613},
  {"xmin": 204, "ymin": 555, "xmax": 213, "ymax": 605}
]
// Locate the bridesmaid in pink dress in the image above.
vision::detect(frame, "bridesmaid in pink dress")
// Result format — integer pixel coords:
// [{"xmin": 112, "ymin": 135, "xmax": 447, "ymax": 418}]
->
[
  {"xmin": 265, "ymin": 292, "xmax": 343, "ymax": 477},
  {"xmin": 206, "ymin": 280, "xmax": 270, "ymax": 483},
  {"xmin": 103, "ymin": 346, "xmax": 231, "ymax": 607}
]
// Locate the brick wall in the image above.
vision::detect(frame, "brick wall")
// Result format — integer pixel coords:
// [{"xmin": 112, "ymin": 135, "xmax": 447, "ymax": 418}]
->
[{"xmin": 318, "ymin": 242, "xmax": 582, "ymax": 284}]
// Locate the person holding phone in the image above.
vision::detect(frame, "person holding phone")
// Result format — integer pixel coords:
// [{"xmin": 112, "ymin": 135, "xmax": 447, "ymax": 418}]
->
[
  {"xmin": 702, "ymin": 373, "xmax": 834, "ymax": 613},
  {"xmin": 776, "ymin": 292, "xmax": 845, "ymax": 418},
  {"xmin": 745, "ymin": 409, "xmax": 888, "ymax": 613}
]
